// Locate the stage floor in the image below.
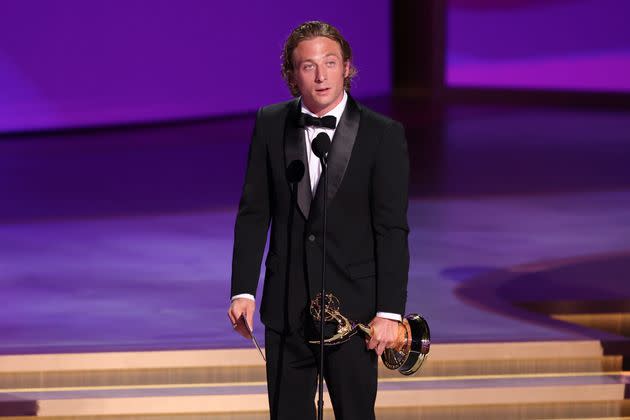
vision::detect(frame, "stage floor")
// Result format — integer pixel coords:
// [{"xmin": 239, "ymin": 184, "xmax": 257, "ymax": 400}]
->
[{"xmin": 1, "ymin": 99, "xmax": 629, "ymax": 354}]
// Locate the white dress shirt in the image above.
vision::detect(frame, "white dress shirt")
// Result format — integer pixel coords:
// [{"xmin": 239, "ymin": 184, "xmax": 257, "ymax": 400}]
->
[
  {"xmin": 301, "ymin": 91, "xmax": 347, "ymax": 194},
  {"xmin": 232, "ymin": 91, "xmax": 401, "ymax": 323}
]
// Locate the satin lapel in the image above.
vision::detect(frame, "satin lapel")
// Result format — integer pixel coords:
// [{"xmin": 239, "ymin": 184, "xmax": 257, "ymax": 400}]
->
[
  {"xmin": 310, "ymin": 97, "xmax": 361, "ymax": 223},
  {"xmin": 284, "ymin": 99, "xmax": 311, "ymax": 219}
]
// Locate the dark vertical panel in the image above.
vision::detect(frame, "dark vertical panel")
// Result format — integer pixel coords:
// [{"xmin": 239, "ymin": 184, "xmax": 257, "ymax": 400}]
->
[
  {"xmin": 392, "ymin": 0, "xmax": 446, "ymax": 196},
  {"xmin": 392, "ymin": 0, "xmax": 445, "ymax": 98}
]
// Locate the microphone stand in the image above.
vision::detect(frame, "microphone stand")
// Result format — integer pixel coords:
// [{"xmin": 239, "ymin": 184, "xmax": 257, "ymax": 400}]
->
[{"xmin": 317, "ymin": 154, "xmax": 327, "ymax": 420}]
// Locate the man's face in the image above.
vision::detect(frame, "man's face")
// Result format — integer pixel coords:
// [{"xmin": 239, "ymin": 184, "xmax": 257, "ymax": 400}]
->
[{"xmin": 291, "ymin": 36, "xmax": 350, "ymax": 116}]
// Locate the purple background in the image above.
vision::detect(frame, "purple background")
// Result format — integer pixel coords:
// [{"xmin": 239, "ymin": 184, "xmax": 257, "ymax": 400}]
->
[
  {"xmin": 447, "ymin": 0, "xmax": 630, "ymax": 92},
  {"xmin": 0, "ymin": 0, "xmax": 390, "ymax": 133}
]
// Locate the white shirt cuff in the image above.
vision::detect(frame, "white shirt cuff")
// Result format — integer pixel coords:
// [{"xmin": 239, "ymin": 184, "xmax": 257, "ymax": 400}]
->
[
  {"xmin": 231, "ymin": 293, "xmax": 255, "ymax": 302},
  {"xmin": 376, "ymin": 311, "xmax": 402, "ymax": 322}
]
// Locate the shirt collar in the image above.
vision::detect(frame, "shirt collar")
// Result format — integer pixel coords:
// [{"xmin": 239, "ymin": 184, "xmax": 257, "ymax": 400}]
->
[{"xmin": 300, "ymin": 91, "xmax": 348, "ymax": 124}]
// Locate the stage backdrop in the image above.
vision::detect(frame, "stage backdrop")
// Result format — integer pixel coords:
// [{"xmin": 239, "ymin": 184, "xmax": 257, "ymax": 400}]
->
[
  {"xmin": 0, "ymin": 0, "xmax": 390, "ymax": 133},
  {"xmin": 447, "ymin": 0, "xmax": 630, "ymax": 92}
]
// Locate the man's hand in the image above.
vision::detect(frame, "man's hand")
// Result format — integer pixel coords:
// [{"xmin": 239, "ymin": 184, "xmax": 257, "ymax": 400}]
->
[
  {"xmin": 365, "ymin": 316, "xmax": 400, "ymax": 356},
  {"xmin": 228, "ymin": 298, "xmax": 256, "ymax": 339}
]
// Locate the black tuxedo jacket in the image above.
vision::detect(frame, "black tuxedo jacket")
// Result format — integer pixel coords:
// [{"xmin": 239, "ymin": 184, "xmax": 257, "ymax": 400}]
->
[{"xmin": 231, "ymin": 96, "xmax": 409, "ymax": 333}]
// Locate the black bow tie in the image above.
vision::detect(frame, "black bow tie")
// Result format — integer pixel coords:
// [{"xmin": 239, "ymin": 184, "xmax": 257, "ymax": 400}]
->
[{"xmin": 297, "ymin": 113, "xmax": 337, "ymax": 129}]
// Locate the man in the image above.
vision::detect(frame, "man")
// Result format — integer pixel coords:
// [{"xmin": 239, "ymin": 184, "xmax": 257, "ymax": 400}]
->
[{"xmin": 228, "ymin": 21, "xmax": 409, "ymax": 419}]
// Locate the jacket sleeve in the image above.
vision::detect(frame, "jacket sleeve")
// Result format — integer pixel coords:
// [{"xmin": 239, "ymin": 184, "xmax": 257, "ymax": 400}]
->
[
  {"xmin": 371, "ymin": 120, "xmax": 410, "ymax": 316},
  {"xmin": 230, "ymin": 107, "xmax": 271, "ymax": 298}
]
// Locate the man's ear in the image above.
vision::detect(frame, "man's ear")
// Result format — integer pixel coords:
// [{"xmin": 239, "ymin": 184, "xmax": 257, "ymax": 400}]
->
[{"xmin": 343, "ymin": 61, "xmax": 351, "ymax": 78}]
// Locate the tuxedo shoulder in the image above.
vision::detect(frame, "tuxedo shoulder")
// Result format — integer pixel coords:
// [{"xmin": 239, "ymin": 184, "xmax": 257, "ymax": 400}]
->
[
  {"xmin": 256, "ymin": 99, "xmax": 298, "ymax": 120},
  {"xmin": 355, "ymin": 101, "xmax": 404, "ymax": 130}
]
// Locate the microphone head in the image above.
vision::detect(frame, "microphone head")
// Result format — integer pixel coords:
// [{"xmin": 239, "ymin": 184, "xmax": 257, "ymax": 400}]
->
[
  {"xmin": 311, "ymin": 132, "xmax": 331, "ymax": 160},
  {"xmin": 286, "ymin": 159, "xmax": 305, "ymax": 183}
]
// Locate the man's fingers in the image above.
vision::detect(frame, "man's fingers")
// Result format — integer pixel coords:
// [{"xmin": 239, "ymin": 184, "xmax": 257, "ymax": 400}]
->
[
  {"xmin": 227, "ymin": 309, "xmax": 237, "ymax": 325},
  {"xmin": 228, "ymin": 299, "xmax": 255, "ymax": 339},
  {"xmin": 366, "ymin": 335, "xmax": 378, "ymax": 350},
  {"xmin": 231, "ymin": 313, "xmax": 249, "ymax": 338},
  {"xmin": 366, "ymin": 331, "xmax": 394, "ymax": 354},
  {"xmin": 367, "ymin": 336, "xmax": 388, "ymax": 355},
  {"xmin": 381, "ymin": 337, "xmax": 395, "ymax": 349},
  {"xmin": 246, "ymin": 313, "xmax": 255, "ymax": 332},
  {"xmin": 229, "ymin": 307, "xmax": 243, "ymax": 327}
]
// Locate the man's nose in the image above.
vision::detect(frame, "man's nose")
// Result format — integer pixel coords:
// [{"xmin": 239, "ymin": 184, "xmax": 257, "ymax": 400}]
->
[{"xmin": 315, "ymin": 66, "xmax": 327, "ymax": 82}]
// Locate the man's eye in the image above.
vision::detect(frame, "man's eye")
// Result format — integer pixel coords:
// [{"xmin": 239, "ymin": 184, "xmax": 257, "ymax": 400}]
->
[
  {"xmin": 303, "ymin": 64, "xmax": 314, "ymax": 70},
  {"xmin": 327, "ymin": 61, "xmax": 337, "ymax": 67}
]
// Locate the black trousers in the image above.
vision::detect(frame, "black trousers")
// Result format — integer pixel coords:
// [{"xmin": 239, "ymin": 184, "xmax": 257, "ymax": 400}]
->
[{"xmin": 265, "ymin": 326, "xmax": 378, "ymax": 420}]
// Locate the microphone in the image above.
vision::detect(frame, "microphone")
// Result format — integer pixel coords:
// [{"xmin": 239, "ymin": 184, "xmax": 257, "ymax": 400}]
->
[
  {"xmin": 286, "ymin": 159, "xmax": 305, "ymax": 184},
  {"xmin": 311, "ymin": 133, "xmax": 331, "ymax": 165},
  {"xmin": 311, "ymin": 132, "xmax": 331, "ymax": 420}
]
